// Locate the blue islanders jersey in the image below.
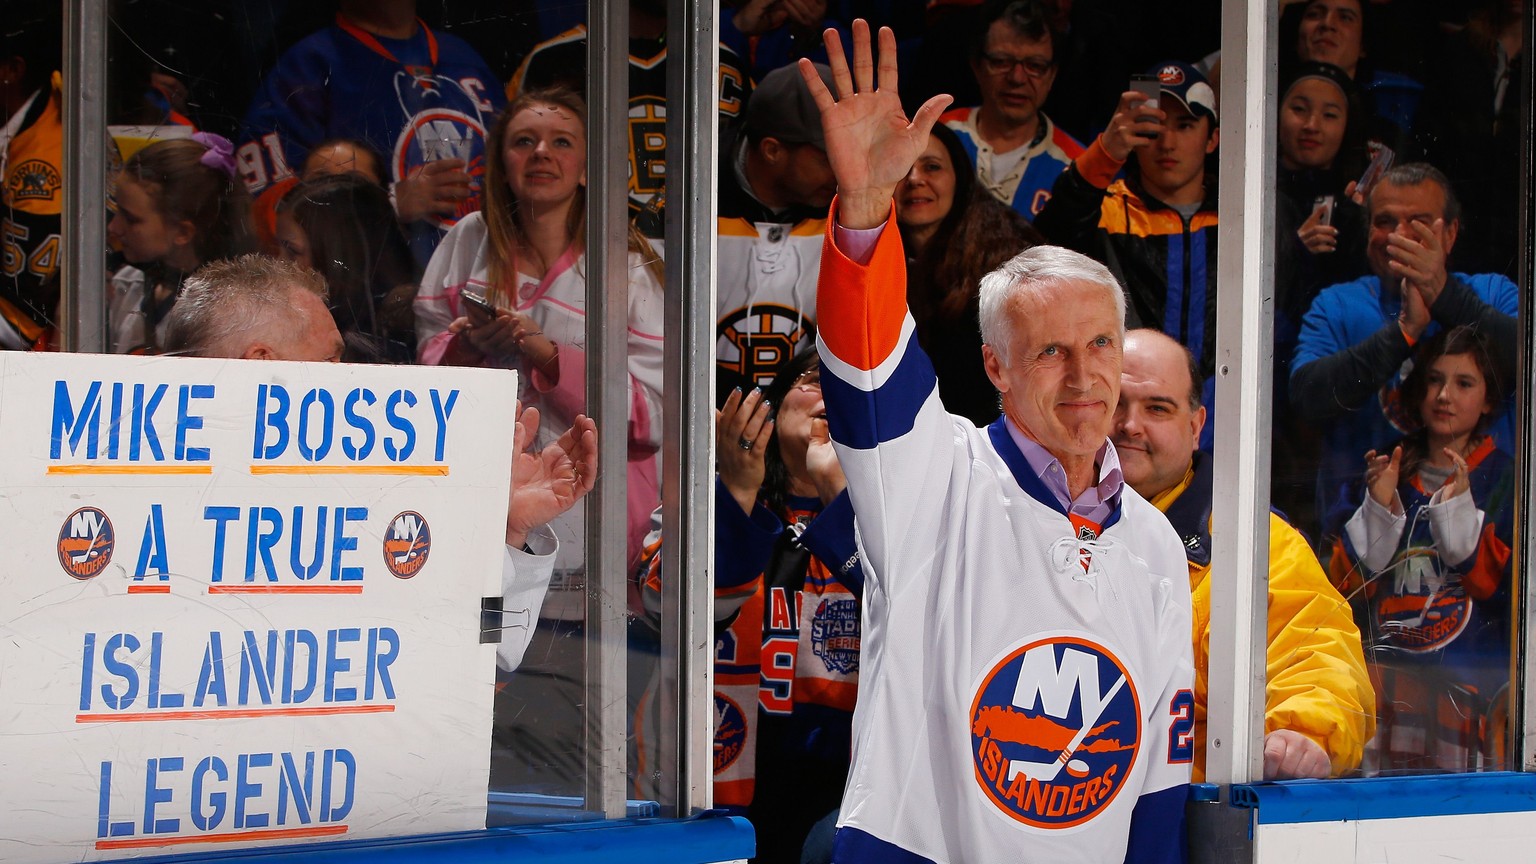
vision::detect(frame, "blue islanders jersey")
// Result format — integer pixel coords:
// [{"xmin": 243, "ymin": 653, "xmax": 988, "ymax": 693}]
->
[
  {"xmin": 239, "ymin": 16, "xmax": 504, "ymax": 265},
  {"xmin": 942, "ymin": 106, "xmax": 1082, "ymax": 221}
]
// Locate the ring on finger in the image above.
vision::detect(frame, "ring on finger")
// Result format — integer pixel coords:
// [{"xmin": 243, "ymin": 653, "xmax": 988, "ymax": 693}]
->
[{"xmin": 737, "ymin": 436, "xmax": 754, "ymax": 451}]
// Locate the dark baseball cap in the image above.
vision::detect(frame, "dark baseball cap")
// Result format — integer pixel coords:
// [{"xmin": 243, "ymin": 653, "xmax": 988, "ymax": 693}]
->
[
  {"xmin": 1145, "ymin": 61, "xmax": 1218, "ymax": 124},
  {"xmin": 742, "ymin": 63, "xmax": 836, "ymax": 149}
]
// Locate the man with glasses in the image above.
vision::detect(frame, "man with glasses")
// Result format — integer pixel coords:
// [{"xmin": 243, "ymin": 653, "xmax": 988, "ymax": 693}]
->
[{"xmin": 941, "ymin": 0, "xmax": 1083, "ymax": 221}]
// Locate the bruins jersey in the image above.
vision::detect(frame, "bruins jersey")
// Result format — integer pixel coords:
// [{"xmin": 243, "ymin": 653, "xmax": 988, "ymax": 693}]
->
[
  {"xmin": 508, "ymin": 26, "xmax": 749, "ymax": 235},
  {"xmin": 0, "ymin": 73, "xmax": 64, "ymax": 347}
]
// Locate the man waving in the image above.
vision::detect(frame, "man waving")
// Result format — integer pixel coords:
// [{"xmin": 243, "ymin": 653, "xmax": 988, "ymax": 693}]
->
[{"xmin": 802, "ymin": 21, "xmax": 1192, "ymax": 864}]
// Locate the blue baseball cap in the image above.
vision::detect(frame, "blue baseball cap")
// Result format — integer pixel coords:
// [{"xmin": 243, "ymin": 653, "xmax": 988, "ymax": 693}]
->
[{"xmin": 1145, "ymin": 61, "xmax": 1218, "ymax": 124}]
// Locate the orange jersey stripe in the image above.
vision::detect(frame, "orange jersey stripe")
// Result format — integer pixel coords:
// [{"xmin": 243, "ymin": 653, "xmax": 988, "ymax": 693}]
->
[{"xmin": 815, "ymin": 200, "xmax": 909, "ymax": 371}]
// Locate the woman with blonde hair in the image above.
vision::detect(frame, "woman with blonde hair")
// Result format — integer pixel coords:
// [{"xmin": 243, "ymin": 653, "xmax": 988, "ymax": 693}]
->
[{"xmin": 415, "ymin": 85, "xmax": 664, "ymax": 580}]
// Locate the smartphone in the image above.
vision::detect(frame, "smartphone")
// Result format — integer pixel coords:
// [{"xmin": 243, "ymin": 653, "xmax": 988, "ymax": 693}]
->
[
  {"xmin": 461, "ymin": 289, "xmax": 497, "ymax": 318},
  {"xmin": 1313, "ymin": 194, "xmax": 1335, "ymax": 227},
  {"xmin": 1129, "ymin": 74, "xmax": 1161, "ymax": 139},
  {"xmin": 1356, "ymin": 143, "xmax": 1395, "ymax": 203}
]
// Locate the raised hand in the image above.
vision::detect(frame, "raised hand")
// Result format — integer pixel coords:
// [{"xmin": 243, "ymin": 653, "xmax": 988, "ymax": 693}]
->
[
  {"xmin": 798, "ymin": 20, "xmax": 952, "ymax": 229},
  {"xmin": 732, "ymin": 0, "xmax": 789, "ymax": 34},
  {"xmin": 1099, "ymin": 91, "xmax": 1165, "ymax": 163},
  {"xmin": 1441, "ymin": 447, "xmax": 1471, "ymax": 500},
  {"xmin": 394, "ymin": 158, "xmax": 472, "ymax": 223},
  {"xmin": 804, "ymin": 416, "xmax": 847, "ymax": 504},
  {"xmin": 1387, "ymin": 218, "xmax": 1451, "ymax": 309},
  {"xmin": 717, "ymin": 388, "xmax": 774, "ymax": 516},
  {"xmin": 1364, "ymin": 445, "xmax": 1402, "ymax": 513},
  {"xmin": 781, "ymin": 0, "xmax": 828, "ymax": 29},
  {"xmin": 1397, "ymin": 274, "xmax": 1431, "ymax": 342},
  {"xmin": 506, "ymin": 404, "xmax": 598, "ymax": 548}
]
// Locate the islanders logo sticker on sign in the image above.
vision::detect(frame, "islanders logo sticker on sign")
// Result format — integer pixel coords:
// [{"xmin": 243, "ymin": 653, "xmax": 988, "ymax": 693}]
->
[
  {"xmin": 383, "ymin": 511, "xmax": 431, "ymax": 578},
  {"xmin": 970, "ymin": 636, "xmax": 1140, "ymax": 829},
  {"xmin": 57, "ymin": 507, "xmax": 114, "ymax": 579}
]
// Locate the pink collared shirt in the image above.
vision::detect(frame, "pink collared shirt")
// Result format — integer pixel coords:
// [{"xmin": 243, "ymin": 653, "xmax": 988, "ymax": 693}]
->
[{"xmin": 1004, "ymin": 416, "xmax": 1125, "ymax": 526}]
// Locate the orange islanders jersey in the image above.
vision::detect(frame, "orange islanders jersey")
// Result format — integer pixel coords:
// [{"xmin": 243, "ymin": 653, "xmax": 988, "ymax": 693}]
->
[
  {"xmin": 816, "ymin": 208, "xmax": 1193, "ymax": 864},
  {"xmin": 639, "ymin": 482, "xmax": 863, "ymax": 861}
]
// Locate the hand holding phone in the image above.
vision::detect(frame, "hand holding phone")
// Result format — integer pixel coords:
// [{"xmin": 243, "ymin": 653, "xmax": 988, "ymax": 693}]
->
[
  {"xmin": 1312, "ymin": 195, "xmax": 1335, "ymax": 227},
  {"xmin": 461, "ymin": 289, "xmax": 497, "ymax": 320}
]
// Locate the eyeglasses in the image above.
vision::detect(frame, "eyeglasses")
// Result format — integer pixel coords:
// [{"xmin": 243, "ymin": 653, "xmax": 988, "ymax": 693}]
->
[
  {"xmin": 791, "ymin": 370, "xmax": 821, "ymax": 393},
  {"xmin": 979, "ymin": 53, "xmax": 1055, "ymax": 79}
]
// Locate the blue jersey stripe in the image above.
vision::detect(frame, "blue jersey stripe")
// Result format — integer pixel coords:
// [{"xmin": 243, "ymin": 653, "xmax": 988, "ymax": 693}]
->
[
  {"xmin": 1187, "ymin": 230, "xmax": 1207, "ymax": 364},
  {"xmin": 822, "ymin": 340, "xmax": 936, "ymax": 450},
  {"xmin": 1123, "ymin": 784, "xmax": 1189, "ymax": 864},
  {"xmin": 1162, "ymin": 234, "xmax": 1185, "ymax": 340},
  {"xmin": 832, "ymin": 826, "xmax": 939, "ymax": 864}
]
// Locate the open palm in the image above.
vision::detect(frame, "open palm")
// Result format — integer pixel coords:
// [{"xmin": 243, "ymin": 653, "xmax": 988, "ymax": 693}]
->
[
  {"xmin": 506, "ymin": 404, "xmax": 598, "ymax": 548},
  {"xmin": 798, "ymin": 21, "xmax": 952, "ymax": 229}
]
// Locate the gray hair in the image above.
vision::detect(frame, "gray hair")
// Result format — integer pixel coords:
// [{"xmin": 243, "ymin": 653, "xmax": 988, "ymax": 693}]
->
[
  {"xmin": 1369, "ymin": 161, "xmax": 1461, "ymax": 226},
  {"xmin": 977, "ymin": 245, "xmax": 1127, "ymax": 365},
  {"xmin": 163, "ymin": 254, "xmax": 329, "ymax": 358}
]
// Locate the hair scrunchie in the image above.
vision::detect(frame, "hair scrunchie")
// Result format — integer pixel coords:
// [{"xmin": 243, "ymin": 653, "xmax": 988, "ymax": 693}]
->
[{"xmin": 190, "ymin": 131, "xmax": 238, "ymax": 180}]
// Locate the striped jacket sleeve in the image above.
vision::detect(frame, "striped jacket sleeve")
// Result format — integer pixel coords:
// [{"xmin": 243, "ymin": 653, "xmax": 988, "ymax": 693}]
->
[{"xmin": 815, "ymin": 203, "xmax": 959, "ymax": 599}]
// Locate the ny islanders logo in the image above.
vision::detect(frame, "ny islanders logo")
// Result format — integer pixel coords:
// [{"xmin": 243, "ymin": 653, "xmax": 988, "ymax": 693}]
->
[
  {"xmin": 58, "ymin": 507, "xmax": 115, "ymax": 579},
  {"xmin": 382, "ymin": 511, "xmax": 431, "ymax": 578},
  {"xmin": 392, "ymin": 104, "xmax": 489, "ymax": 230},
  {"xmin": 970, "ymin": 636, "xmax": 1140, "ymax": 828},
  {"xmin": 1373, "ymin": 547, "xmax": 1470, "ymax": 651},
  {"xmin": 713, "ymin": 693, "xmax": 748, "ymax": 774}
]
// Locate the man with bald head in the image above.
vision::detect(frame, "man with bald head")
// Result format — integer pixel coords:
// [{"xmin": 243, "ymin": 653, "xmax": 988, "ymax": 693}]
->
[
  {"xmin": 805, "ymin": 21, "xmax": 1192, "ymax": 863},
  {"xmin": 1113, "ymin": 328, "xmax": 1373, "ymax": 781}
]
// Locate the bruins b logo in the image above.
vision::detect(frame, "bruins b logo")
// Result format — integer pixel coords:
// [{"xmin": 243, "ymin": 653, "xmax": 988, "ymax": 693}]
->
[{"xmin": 716, "ymin": 303, "xmax": 814, "ymax": 392}]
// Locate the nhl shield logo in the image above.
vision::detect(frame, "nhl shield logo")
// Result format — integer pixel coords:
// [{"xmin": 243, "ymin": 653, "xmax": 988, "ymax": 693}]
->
[
  {"xmin": 382, "ymin": 511, "xmax": 431, "ymax": 578},
  {"xmin": 970, "ymin": 636, "xmax": 1140, "ymax": 828},
  {"xmin": 58, "ymin": 507, "xmax": 115, "ymax": 579}
]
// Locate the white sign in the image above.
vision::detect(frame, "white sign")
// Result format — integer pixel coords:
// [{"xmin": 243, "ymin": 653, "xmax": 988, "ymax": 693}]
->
[{"xmin": 0, "ymin": 353, "xmax": 517, "ymax": 861}]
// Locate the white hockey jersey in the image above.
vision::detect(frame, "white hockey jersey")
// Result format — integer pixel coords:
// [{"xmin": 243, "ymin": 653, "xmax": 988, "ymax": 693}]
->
[{"xmin": 816, "ymin": 211, "xmax": 1193, "ymax": 864}]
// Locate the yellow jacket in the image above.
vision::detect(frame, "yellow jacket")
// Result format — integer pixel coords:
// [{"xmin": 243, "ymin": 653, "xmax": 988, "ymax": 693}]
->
[{"xmin": 1152, "ymin": 453, "xmax": 1375, "ymax": 781}]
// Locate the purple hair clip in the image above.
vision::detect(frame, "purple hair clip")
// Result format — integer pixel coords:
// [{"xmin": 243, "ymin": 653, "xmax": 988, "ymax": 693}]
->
[{"xmin": 190, "ymin": 131, "xmax": 238, "ymax": 180}]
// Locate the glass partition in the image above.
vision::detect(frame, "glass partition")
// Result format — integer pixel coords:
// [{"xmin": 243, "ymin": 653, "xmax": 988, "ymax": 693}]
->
[
  {"xmin": 27, "ymin": 0, "xmax": 712, "ymax": 853},
  {"xmin": 1266, "ymin": 0, "xmax": 1527, "ymax": 779},
  {"xmin": 20, "ymin": 0, "xmax": 1535, "ymax": 859}
]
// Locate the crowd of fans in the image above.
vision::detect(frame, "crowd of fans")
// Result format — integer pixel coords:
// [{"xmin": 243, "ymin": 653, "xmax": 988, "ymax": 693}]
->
[{"xmin": 0, "ymin": 0, "xmax": 1526, "ymax": 860}]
